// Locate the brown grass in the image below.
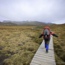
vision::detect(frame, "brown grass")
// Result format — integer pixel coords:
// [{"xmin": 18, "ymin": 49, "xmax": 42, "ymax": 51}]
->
[
  {"xmin": 0, "ymin": 25, "xmax": 65, "ymax": 65},
  {"xmin": 0, "ymin": 26, "xmax": 40, "ymax": 65}
]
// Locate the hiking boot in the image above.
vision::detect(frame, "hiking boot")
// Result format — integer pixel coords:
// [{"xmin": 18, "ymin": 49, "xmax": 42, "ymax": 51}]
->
[{"xmin": 46, "ymin": 49, "xmax": 48, "ymax": 53}]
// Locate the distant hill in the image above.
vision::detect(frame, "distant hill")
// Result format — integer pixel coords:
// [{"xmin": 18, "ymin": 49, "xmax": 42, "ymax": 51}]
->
[
  {"xmin": 14, "ymin": 21, "xmax": 51, "ymax": 26},
  {"xmin": 0, "ymin": 22, "xmax": 17, "ymax": 26},
  {"xmin": 0, "ymin": 21, "xmax": 53, "ymax": 26}
]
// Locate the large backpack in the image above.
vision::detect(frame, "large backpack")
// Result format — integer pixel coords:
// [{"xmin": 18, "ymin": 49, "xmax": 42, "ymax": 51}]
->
[{"xmin": 43, "ymin": 29, "xmax": 50, "ymax": 39}]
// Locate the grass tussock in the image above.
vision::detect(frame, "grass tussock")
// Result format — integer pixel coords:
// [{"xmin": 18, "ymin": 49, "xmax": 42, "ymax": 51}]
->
[
  {"xmin": 50, "ymin": 24, "xmax": 65, "ymax": 65},
  {"xmin": 0, "ymin": 26, "xmax": 40, "ymax": 65}
]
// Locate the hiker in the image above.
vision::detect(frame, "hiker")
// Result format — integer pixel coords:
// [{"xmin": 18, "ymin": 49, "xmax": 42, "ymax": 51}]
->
[{"xmin": 39, "ymin": 26, "xmax": 58, "ymax": 53}]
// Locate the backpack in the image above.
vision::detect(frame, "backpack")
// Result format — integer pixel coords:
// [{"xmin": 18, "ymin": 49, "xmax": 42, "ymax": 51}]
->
[{"xmin": 43, "ymin": 29, "xmax": 50, "ymax": 39}]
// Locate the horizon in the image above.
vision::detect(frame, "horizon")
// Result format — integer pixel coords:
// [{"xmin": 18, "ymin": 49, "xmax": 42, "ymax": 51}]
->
[
  {"xmin": 0, "ymin": 20, "xmax": 65, "ymax": 24},
  {"xmin": 0, "ymin": 0, "xmax": 65, "ymax": 24}
]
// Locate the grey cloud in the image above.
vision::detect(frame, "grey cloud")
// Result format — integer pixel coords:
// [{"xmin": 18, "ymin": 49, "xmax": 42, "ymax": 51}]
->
[{"xmin": 0, "ymin": 0, "xmax": 65, "ymax": 24}]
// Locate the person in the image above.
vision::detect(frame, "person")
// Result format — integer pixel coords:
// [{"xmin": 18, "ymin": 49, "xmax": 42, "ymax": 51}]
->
[{"xmin": 39, "ymin": 26, "xmax": 58, "ymax": 53}]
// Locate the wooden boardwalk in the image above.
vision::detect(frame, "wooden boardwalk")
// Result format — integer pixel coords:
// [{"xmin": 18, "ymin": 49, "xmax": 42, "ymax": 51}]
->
[{"xmin": 30, "ymin": 35, "xmax": 56, "ymax": 65}]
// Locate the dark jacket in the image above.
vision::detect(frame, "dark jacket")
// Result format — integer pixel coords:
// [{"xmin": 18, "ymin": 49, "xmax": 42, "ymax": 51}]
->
[{"xmin": 39, "ymin": 31, "xmax": 58, "ymax": 39}]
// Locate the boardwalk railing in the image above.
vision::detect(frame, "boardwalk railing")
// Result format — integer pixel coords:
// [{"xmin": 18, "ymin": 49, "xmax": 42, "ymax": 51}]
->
[{"xmin": 30, "ymin": 35, "xmax": 56, "ymax": 65}]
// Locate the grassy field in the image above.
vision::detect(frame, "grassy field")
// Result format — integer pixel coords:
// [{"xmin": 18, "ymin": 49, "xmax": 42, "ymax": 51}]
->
[
  {"xmin": 50, "ymin": 24, "xmax": 65, "ymax": 65},
  {"xmin": 0, "ymin": 25, "xmax": 65, "ymax": 65}
]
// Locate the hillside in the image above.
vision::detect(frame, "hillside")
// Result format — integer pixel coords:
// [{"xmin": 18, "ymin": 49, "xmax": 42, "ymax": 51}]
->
[
  {"xmin": 0, "ymin": 22, "xmax": 17, "ymax": 26},
  {"xmin": 0, "ymin": 21, "xmax": 53, "ymax": 26}
]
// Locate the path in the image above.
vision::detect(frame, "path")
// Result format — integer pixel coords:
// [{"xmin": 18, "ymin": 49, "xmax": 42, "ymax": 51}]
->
[{"xmin": 30, "ymin": 35, "xmax": 56, "ymax": 65}]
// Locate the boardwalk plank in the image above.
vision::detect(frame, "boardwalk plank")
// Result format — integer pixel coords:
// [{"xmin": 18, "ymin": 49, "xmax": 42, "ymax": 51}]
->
[{"xmin": 30, "ymin": 35, "xmax": 56, "ymax": 65}]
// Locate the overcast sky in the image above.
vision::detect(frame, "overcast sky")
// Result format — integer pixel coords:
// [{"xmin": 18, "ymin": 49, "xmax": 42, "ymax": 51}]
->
[{"xmin": 0, "ymin": 0, "xmax": 65, "ymax": 24}]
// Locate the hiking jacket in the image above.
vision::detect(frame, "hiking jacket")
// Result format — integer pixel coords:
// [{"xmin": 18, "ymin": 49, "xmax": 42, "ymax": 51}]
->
[{"xmin": 39, "ymin": 31, "xmax": 58, "ymax": 38}]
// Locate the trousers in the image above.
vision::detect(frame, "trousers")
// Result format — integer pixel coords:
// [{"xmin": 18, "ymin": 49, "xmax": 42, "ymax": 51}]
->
[
  {"xmin": 44, "ymin": 38, "xmax": 50, "ymax": 51},
  {"xmin": 45, "ymin": 43, "xmax": 49, "ymax": 50}
]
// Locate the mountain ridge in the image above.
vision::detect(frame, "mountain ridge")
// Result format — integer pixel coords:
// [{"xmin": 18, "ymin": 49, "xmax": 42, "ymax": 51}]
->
[{"xmin": 0, "ymin": 21, "xmax": 54, "ymax": 26}]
